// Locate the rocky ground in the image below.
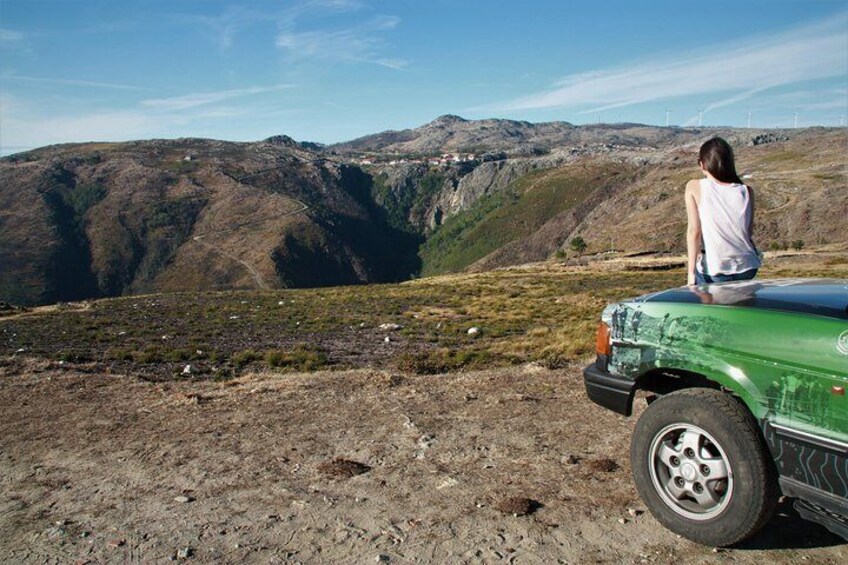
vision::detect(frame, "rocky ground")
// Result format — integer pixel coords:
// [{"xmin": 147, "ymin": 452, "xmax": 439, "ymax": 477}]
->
[{"xmin": 1, "ymin": 359, "xmax": 845, "ymax": 564}]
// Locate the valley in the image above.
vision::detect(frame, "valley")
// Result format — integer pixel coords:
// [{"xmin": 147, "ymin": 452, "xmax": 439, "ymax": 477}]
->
[{"xmin": 2, "ymin": 117, "xmax": 845, "ymax": 307}]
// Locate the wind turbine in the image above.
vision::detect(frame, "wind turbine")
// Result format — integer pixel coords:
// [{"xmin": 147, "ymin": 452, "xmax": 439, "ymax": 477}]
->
[
  {"xmin": 747, "ymin": 111, "xmax": 752, "ymax": 129},
  {"xmin": 697, "ymin": 108, "xmax": 704, "ymax": 127},
  {"xmin": 794, "ymin": 112, "xmax": 799, "ymax": 128},
  {"xmin": 665, "ymin": 109, "xmax": 671, "ymax": 127}
]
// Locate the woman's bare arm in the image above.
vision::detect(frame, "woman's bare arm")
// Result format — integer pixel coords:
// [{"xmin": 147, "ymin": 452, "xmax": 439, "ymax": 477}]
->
[
  {"xmin": 685, "ymin": 179, "xmax": 702, "ymax": 285},
  {"xmin": 746, "ymin": 184, "xmax": 755, "ymax": 240}
]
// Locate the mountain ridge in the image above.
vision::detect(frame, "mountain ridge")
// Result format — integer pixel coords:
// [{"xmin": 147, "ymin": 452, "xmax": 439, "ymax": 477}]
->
[
  {"xmin": 2, "ymin": 117, "xmax": 844, "ymax": 306},
  {"xmin": 327, "ymin": 114, "xmax": 742, "ymax": 156}
]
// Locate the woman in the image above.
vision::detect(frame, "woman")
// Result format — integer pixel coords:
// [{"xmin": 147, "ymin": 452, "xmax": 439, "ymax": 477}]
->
[{"xmin": 685, "ymin": 137, "xmax": 760, "ymax": 285}]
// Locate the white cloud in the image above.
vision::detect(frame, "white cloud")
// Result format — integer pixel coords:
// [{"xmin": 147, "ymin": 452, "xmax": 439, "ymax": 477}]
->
[
  {"xmin": 300, "ymin": 0, "xmax": 363, "ymax": 15},
  {"xmin": 1, "ymin": 82, "xmax": 300, "ymax": 152},
  {"xmin": 0, "ymin": 91, "xmax": 25, "ymax": 114},
  {"xmin": 374, "ymin": 58, "xmax": 408, "ymax": 70},
  {"xmin": 178, "ymin": 0, "xmax": 365, "ymax": 51},
  {"xmin": 2, "ymin": 74, "xmax": 148, "ymax": 91},
  {"xmin": 0, "ymin": 28, "xmax": 24, "ymax": 44},
  {"xmin": 682, "ymin": 86, "xmax": 772, "ymax": 126},
  {"xmin": 1, "ymin": 109, "xmax": 155, "ymax": 152},
  {"xmin": 191, "ymin": 106, "xmax": 249, "ymax": 119},
  {"xmin": 177, "ymin": 6, "xmax": 274, "ymax": 50},
  {"xmin": 276, "ymin": 14, "xmax": 406, "ymax": 69},
  {"xmin": 141, "ymin": 84, "xmax": 295, "ymax": 110},
  {"xmin": 801, "ymin": 98, "xmax": 848, "ymax": 111},
  {"xmin": 493, "ymin": 13, "xmax": 848, "ymax": 115},
  {"xmin": 176, "ymin": 1, "xmax": 405, "ymax": 67}
]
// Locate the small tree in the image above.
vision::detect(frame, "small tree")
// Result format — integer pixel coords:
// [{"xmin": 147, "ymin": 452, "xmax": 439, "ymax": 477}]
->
[
  {"xmin": 569, "ymin": 236, "xmax": 587, "ymax": 254},
  {"xmin": 791, "ymin": 239, "xmax": 805, "ymax": 251}
]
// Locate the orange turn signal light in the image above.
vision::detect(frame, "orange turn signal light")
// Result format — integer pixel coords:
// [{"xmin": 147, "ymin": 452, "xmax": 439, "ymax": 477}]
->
[{"xmin": 595, "ymin": 322, "xmax": 611, "ymax": 357}]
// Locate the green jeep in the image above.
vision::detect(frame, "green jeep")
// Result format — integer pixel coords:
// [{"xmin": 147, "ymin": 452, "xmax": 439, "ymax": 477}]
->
[{"xmin": 584, "ymin": 279, "xmax": 848, "ymax": 546}]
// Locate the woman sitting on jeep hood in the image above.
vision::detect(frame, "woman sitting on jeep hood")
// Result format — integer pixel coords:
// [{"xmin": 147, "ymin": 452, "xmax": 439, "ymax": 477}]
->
[{"xmin": 685, "ymin": 137, "xmax": 761, "ymax": 286}]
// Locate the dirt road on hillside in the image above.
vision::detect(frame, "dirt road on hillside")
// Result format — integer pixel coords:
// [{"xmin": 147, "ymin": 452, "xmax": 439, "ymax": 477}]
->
[{"xmin": 1, "ymin": 360, "xmax": 845, "ymax": 564}]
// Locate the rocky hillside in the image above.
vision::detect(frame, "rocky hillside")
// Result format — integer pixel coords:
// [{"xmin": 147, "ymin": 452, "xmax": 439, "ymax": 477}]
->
[
  {"xmin": 332, "ymin": 114, "xmax": 722, "ymax": 156},
  {"xmin": 0, "ymin": 137, "xmax": 418, "ymax": 306},
  {"xmin": 358, "ymin": 121, "xmax": 845, "ymax": 275},
  {"xmin": 2, "ymin": 117, "xmax": 844, "ymax": 306},
  {"xmin": 464, "ymin": 128, "xmax": 847, "ymax": 272}
]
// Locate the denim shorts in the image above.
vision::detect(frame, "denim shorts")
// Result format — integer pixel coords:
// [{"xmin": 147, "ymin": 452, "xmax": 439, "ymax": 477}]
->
[{"xmin": 695, "ymin": 268, "xmax": 758, "ymax": 285}]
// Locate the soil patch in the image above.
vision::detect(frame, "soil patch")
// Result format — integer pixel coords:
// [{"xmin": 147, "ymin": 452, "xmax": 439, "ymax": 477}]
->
[
  {"xmin": 0, "ymin": 362, "xmax": 844, "ymax": 563},
  {"xmin": 586, "ymin": 458, "xmax": 621, "ymax": 473},
  {"xmin": 496, "ymin": 497, "xmax": 542, "ymax": 516},
  {"xmin": 318, "ymin": 458, "xmax": 372, "ymax": 478}
]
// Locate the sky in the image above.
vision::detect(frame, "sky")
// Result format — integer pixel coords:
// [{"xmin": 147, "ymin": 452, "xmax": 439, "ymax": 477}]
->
[{"xmin": 1, "ymin": 0, "xmax": 847, "ymax": 154}]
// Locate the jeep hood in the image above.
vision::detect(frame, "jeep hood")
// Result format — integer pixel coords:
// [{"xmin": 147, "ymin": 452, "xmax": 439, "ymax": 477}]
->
[{"xmin": 637, "ymin": 279, "xmax": 848, "ymax": 320}]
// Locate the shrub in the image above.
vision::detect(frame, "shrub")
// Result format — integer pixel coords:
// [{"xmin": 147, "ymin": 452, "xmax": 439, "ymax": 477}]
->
[
  {"xmin": 58, "ymin": 350, "xmax": 93, "ymax": 363},
  {"xmin": 791, "ymin": 239, "xmax": 805, "ymax": 251},
  {"xmin": 569, "ymin": 236, "xmax": 587, "ymax": 254},
  {"xmin": 411, "ymin": 171, "xmax": 446, "ymax": 219},
  {"xmin": 207, "ymin": 350, "xmax": 226, "ymax": 364},
  {"xmin": 67, "ymin": 182, "xmax": 106, "ymax": 216},
  {"xmin": 395, "ymin": 348, "xmax": 492, "ymax": 374},
  {"xmin": 264, "ymin": 345, "xmax": 328, "ymax": 372},
  {"xmin": 210, "ymin": 367, "xmax": 234, "ymax": 381},
  {"xmin": 164, "ymin": 348, "xmax": 192, "ymax": 362},
  {"xmin": 232, "ymin": 349, "xmax": 261, "ymax": 369},
  {"xmin": 135, "ymin": 346, "xmax": 163, "ymax": 364},
  {"xmin": 104, "ymin": 347, "xmax": 134, "ymax": 361},
  {"xmin": 165, "ymin": 159, "xmax": 200, "ymax": 175}
]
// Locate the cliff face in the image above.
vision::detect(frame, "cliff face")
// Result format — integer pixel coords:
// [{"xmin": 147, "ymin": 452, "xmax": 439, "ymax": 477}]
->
[
  {"xmin": 430, "ymin": 157, "xmax": 565, "ymax": 227},
  {"xmin": 335, "ymin": 117, "xmax": 747, "ymax": 237},
  {"xmin": 369, "ymin": 153, "xmax": 574, "ymax": 234}
]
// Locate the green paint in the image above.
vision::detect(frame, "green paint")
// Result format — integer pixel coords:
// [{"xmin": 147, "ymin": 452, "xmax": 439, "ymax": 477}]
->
[{"xmin": 605, "ymin": 295, "xmax": 848, "ymax": 442}]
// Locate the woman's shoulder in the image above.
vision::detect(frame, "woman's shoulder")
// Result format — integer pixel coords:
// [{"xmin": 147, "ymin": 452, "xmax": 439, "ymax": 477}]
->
[{"xmin": 685, "ymin": 178, "xmax": 702, "ymax": 195}]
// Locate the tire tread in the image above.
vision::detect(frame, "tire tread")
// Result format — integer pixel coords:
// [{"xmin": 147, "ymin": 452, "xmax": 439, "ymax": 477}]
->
[{"xmin": 631, "ymin": 387, "xmax": 778, "ymax": 546}]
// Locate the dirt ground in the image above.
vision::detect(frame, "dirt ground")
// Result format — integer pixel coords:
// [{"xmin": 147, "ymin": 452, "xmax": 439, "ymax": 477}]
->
[{"xmin": 1, "ymin": 359, "xmax": 845, "ymax": 564}]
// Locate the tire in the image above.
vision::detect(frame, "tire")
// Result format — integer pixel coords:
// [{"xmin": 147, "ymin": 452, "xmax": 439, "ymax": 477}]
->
[{"xmin": 630, "ymin": 388, "xmax": 778, "ymax": 547}]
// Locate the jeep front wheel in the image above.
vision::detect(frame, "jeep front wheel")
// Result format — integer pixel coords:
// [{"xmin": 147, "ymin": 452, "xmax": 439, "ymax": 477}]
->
[{"xmin": 631, "ymin": 388, "xmax": 778, "ymax": 546}]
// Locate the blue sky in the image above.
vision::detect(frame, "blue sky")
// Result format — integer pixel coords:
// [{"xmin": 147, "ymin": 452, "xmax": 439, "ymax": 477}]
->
[{"xmin": 1, "ymin": 0, "xmax": 846, "ymax": 154}]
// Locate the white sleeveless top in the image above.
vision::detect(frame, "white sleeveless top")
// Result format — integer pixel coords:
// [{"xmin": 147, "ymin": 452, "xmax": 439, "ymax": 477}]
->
[{"xmin": 697, "ymin": 178, "xmax": 761, "ymax": 276}]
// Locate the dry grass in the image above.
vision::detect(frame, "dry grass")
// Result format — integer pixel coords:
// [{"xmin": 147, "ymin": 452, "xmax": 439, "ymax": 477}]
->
[{"xmin": 1, "ymin": 253, "xmax": 845, "ymax": 379}]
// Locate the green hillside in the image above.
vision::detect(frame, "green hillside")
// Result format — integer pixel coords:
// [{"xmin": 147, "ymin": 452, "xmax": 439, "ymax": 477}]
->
[{"xmin": 419, "ymin": 163, "xmax": 628, "ymax": 275}]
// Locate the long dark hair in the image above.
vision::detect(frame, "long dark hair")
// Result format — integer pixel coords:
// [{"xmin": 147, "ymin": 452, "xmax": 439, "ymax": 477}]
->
[{"xmin": 699, "ymin": 137, "xmax": 743, "ymax": 184}]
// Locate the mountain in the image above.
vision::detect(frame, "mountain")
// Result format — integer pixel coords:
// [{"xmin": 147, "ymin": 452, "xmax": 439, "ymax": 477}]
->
[
  {"xmin": 331, "ymin": 114, "xmax": 712, "ymax": 156},
  {"xmin": 2, "ymin": 117, "xmax": 845, "ymax": 307},
  {"xmin": 414, "ymin": 127, "xmax": 847, "ymax": 273},
  {"xmin": 0, "ymin": 138, "xmax": 418, "ymax": 306},
  {"xmin": 349, "ymin": 120, "xmax": 845, "ymax": 275}
]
